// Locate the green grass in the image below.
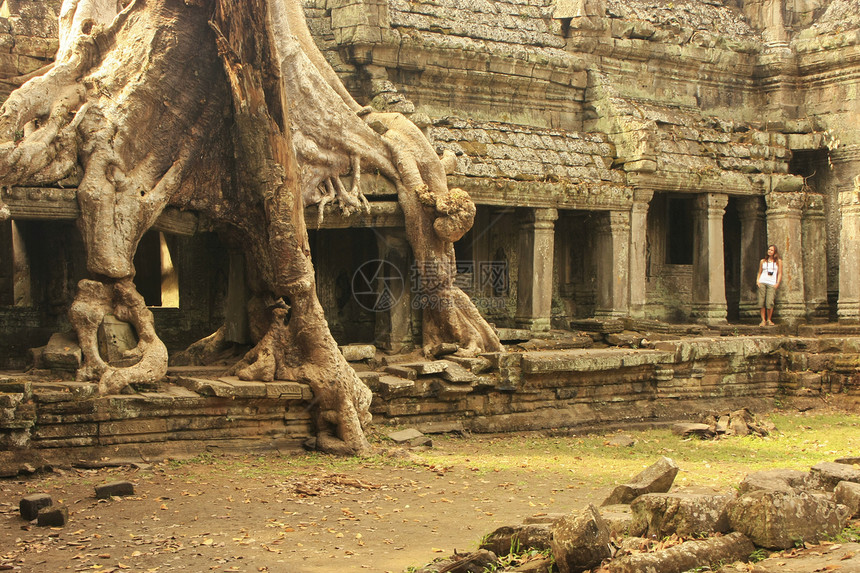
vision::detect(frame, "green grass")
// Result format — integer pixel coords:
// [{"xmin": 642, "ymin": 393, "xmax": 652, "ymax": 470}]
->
[{"xmin": 409, "ymin": 410, "xmax": 860, "ymax": 489}]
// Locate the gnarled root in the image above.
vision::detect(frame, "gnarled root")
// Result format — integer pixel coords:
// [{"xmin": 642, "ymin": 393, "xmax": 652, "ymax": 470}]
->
[
  {"xmin": 421, "ymin": 286, "xmax": 501, "ymax": 357},
  {"xmin": 69, "ymin": 277, "xmax": 168, "ymax": 394},
  {"xmin": 228, "ymin": 285, "xmax": 371, "ymax": 455}
]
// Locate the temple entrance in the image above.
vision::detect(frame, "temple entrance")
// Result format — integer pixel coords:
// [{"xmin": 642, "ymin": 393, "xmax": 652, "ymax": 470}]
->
[{"xmin": 724, "ymin": 197, "xmax": 742, "ymax": 322}]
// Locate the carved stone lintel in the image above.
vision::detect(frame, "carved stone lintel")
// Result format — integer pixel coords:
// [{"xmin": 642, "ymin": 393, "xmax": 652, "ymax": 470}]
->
[{"xmin": 765, "ymin": 191, "xmax": 805, "ymax": 214}]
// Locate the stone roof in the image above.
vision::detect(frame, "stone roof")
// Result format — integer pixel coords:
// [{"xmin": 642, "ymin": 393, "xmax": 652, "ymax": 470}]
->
[
  {"xmin": 390, "ymin": 0, "xmax": 577, "ymax": 68},
  {"xmin": 799, "ymin": 0, "xmax": 860, "ymax": 37},
  {"xmin": 604, "ymin": 0, "xmax": 761, "ymax": 52},
  {"xmin": 597, "ymin": 96, "xmax": 807, "ymax": 179},
  {"xmin": 428, "ymin": 116, "xmax": 624, "ymax": 186}
]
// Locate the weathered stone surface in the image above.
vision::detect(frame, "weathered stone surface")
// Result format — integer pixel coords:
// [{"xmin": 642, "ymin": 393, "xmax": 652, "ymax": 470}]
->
[
  {"xmin": 95, "ymin": 481, "xmax": 135, "ymax": 499},
  {"xmin": 438, "ymin": 361, "xmax": 477, "ymax": 383},
  {"xmin": 339, "ymin": 344, "xmax": 375, "ymax": 362},
  {"xmin": 37, "ymin": 505, "xmax": 68, "ymax": 527},
  {"xmin": 373, "ymin": 375, "xmax": 416, "ymax": 398},
  {"xmin": 20, "ymin": 493, "xmax": 52, "ymax": 520},
  {"xmin": 384, "ymin": 365, "xmax": 418, "ymax": 380},
  {"xmin": 810, "ymin": 461, "xmax": 860, "ymax": 491},
  {"xmin": 629, "ymin": 493, "xmax": 732, "ymax": 538},
  {"xmin": 835, "ymin": 481, "xmax": 860, "ymax": 517},
  {"xmin": 98, "ymin": 315, "xmax": 138, "ymax": 364},
  {"xmin": 601, "ymin": 457, "xmax": 679, "ymax": 506},
  {"xmin": 738, "ymin": 469, "xmax": 810, "ymax": 494},
  {"xmin": 608, "ymin": 532, "xmax": 755, "ymax": 573},
  {"xmin": 415, "ymin": 549, "xmax": 498, "ymax": 573},
  {"xmin": 671, "ymin": 422, "xmax": 715, "ymax": 438},
  {"xmin": 479, "ymin": 523, "xmax": 553, "ymax": 556},
  {"xmin": 43, "ymin": 332, "xmax": 82, "ymax": 370},
  {"xmin": 715, "ymin": 542, "xmax": 860, "ymax": 572},
  {"xmin": 387, "ymin": 428, "xmax": 424, "ymax": 444},
  {"xmin": 727, "ymin": 490, "xmax": 851, "ymax": 549},
  {"xmin": 550, "ymin": 504, "xmax": 611, "ymax": 573},
  {"xmin": 398, "ymin": 361, "xmax": 448, "ymax": 375},
  {"xmin": 598, "ymin": 504, "xmax": 632, "ymax": 537}
]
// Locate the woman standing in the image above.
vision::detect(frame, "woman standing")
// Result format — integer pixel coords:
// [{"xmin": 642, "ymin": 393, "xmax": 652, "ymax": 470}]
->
[{"xmin": 757, "ymin": 244, "xmax": 782, "ymax": 326}]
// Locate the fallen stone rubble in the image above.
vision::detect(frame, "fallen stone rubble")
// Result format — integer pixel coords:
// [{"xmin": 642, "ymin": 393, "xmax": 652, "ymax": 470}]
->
[{"xmin": 414, "ymin": 457, "xmax": 860, "ymax": 573}]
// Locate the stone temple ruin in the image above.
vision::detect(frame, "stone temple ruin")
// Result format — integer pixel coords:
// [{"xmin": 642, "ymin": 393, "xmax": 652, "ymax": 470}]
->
[{"xmin": 0, "ymin": 0, "xmax": 859, "ymax": 469}]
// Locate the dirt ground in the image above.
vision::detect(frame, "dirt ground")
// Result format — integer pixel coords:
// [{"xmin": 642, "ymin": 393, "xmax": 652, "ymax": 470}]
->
[
  {"xmin": 1, "ymin": 426, "xmax": 858, "ymax": 573},
  {"xmin": 0, "ymin": 444, "xmax": 608, "ymax": 573}
]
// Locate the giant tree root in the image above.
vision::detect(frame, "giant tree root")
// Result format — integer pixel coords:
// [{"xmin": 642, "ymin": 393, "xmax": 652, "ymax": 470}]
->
[
  {"xmin": 229, "ymin": 285, "xmax": 372, "ymax": 455},
  {"xmin": 69, "ymin": 278, "xmax": 168, "ymax": 394}
]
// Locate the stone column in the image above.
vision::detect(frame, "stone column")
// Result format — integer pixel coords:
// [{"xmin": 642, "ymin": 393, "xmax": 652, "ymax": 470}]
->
[
  {"xmin": 765, "ymin": 191, "xmax": 806, "ymax": 323},
  {"xmin": 691, "ymin": 193, "xmax": 729, "ymax": 325},
  {"xmin": 516, "ymin": 207, "xmax": 558, "ymax": 331},
  {"xmin": 802, "ymin": 194, "xmax": 828, "ymax": 322},
  {"xmin": 737, "ymin": 196, "xmax": 767, "ymax": 320},
  {"xmin": 594, "ymin": 210, "xmax": 630, "ymax": 319},
  {"xmin": 838, "ymin": 178, "xmax": 860, "ymax": 323},
  {"xmin": 374, "ymin": 229, "xmax": 414, "ymax": 351},
  {"xmin": 628, "ymin": 189, "xmax": 652, "ymax": 318}
]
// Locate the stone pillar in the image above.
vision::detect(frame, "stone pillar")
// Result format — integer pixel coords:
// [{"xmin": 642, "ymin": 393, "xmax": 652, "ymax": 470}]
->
[
  {"xmin": 594, "ymin": 210, "xmax": 630, "ymax": 319},
  {"xmin": 691, "ymin": 193, "xmax": 729, "ymax": 325},
  {"xmin": 374, "ymin": 229, "xmax": 414, "ymax": 351},
  {"xmin": 738, "ymin": 196, "xmax": 767, "ymax": 320},
  {"xmin": 516, "ymin": 208, "xmax": 558, "ymax": 331},
  {"xmin": 838, "ymin": 178, "xmax": 860, "ymax": 323},
  {"xmin": 802, "ymin": 194, "xmax": 828, "ymax": 322},
  {"xmin": 765, "ymin": 191, "xmax": 806, "ymax": 323},
  {"xmin": 628, "ymin": 189, "xmax": 653, "ymax": 318},
  {"xmin": 762, "ymin": 0, "xmax": 787, "ymax": 46}
]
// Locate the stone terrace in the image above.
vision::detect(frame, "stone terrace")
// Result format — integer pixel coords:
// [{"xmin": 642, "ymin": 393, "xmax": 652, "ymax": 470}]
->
[{"xmin": 3, "ymin": 325, "xmax": 860, "ymax": 476}]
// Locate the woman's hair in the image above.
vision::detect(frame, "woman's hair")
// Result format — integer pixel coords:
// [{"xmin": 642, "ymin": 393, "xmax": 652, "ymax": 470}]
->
[{"xmin": 765, "ymin": 244, "xmax": 780, "ymax": 261}]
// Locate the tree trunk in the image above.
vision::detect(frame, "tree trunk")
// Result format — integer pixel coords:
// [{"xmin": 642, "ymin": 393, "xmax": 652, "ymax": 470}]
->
[{"xmin": 0, "ymin": 0, "xmax": 500, "ymax": 454}]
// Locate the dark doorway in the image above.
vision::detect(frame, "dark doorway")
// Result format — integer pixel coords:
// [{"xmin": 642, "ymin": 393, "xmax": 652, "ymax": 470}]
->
[{"xmin": 723, "ymin": 197, "xmax": 741, "ymax": 322}]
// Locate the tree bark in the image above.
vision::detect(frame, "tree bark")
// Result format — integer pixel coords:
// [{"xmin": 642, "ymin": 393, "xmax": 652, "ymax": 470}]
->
[{"xmin": 0, "ymin": 0, "xmax": 500, "ymax": 454}]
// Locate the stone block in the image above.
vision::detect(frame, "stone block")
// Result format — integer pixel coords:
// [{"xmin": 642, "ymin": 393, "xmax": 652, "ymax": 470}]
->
[
  {"xmin": 445, "ymin": 355, "xmax": 492, "ymax": 374},
  {"xmin": 339, "ymin": 344, "xmax": 375, "ymax": 361},
  {"xmin": 629, "ymin": 493, "xmax": 732, "ymax": 538},
  {"xmin": 375, "ymin": 375, "xmax": 415, "ymax": 398},
  {"xmin": 43, "ymin": 332, "xmax": 81, "ymax": 370},
  {"xmin": 383, "ymin": 365, "xmax": 417, "ymax": 379},
  {"xmin": 216, "ymin": 377, "xmax": 267, "ymax": 398},
  {"xmin": 438, "ymin": 361, "xmax": 477, "ymax": 383},
  {"xmin": 98, "ymin": 315, "xmax": 138, "ymax": 364},
  {"xmin": 607, "ymin": 532, "xmax": 754, "ymax": 573},
  {"xmin": 20, "ymin": 493, "xmax": 52, "ymax": 520},
  {"xmin": 727, "ymin": 490, "xmax": 850, "ymax": 549},
  {"xmin": 738, "ymin": 469, "xmax": 809, "ymax": 494},
  {"xmin": 810, "ymin": 461, "xmax": 860, "ymax": 491},
  {"xmin": 601, "ymin": 457, "xmax": 679, "ymax": 506},
  {"xmin": 265, "ymin": 382, "xmax": 306, "ymax": 400},
  {"xmin": 479, "ymin": 523, "xmax": 552, "ymax": 556},
  {"xmin": 398, "ymin": 361, "xmax": 447, "ymax": 375},
  {"xmin": 550, "ymin": 504, "xmax": 611, "ymax": 573},
  {"xmin": 37, "ymin": 505, "xmax": 68, "ymax": 527},
  {"xmin": 95, "ymin": 481, "xmax": 135, "ymax": 499},
  {"xmin": 835, "ymin": 481, "xmax": 860, "ymax": 517},
  {"xmin": 387, "ymin": 428, "xmax": 424, "ymax": 444}
]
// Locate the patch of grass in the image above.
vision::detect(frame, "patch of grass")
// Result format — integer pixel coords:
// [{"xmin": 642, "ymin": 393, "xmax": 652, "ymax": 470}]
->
[{"xmin": 412, "ymin": 411, "xmax": 860, "ymax": 490}]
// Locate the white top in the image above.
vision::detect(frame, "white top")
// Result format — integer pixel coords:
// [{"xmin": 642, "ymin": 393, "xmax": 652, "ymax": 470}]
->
[{"xmin": 759, "ymin": 260, "xmax": 778, "ymax": 286}]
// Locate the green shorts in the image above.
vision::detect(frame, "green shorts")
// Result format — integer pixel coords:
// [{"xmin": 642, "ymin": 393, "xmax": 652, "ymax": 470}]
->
[{"xmin": 757, "ymin": 284, "xmax": 776, "ymax": 309}]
